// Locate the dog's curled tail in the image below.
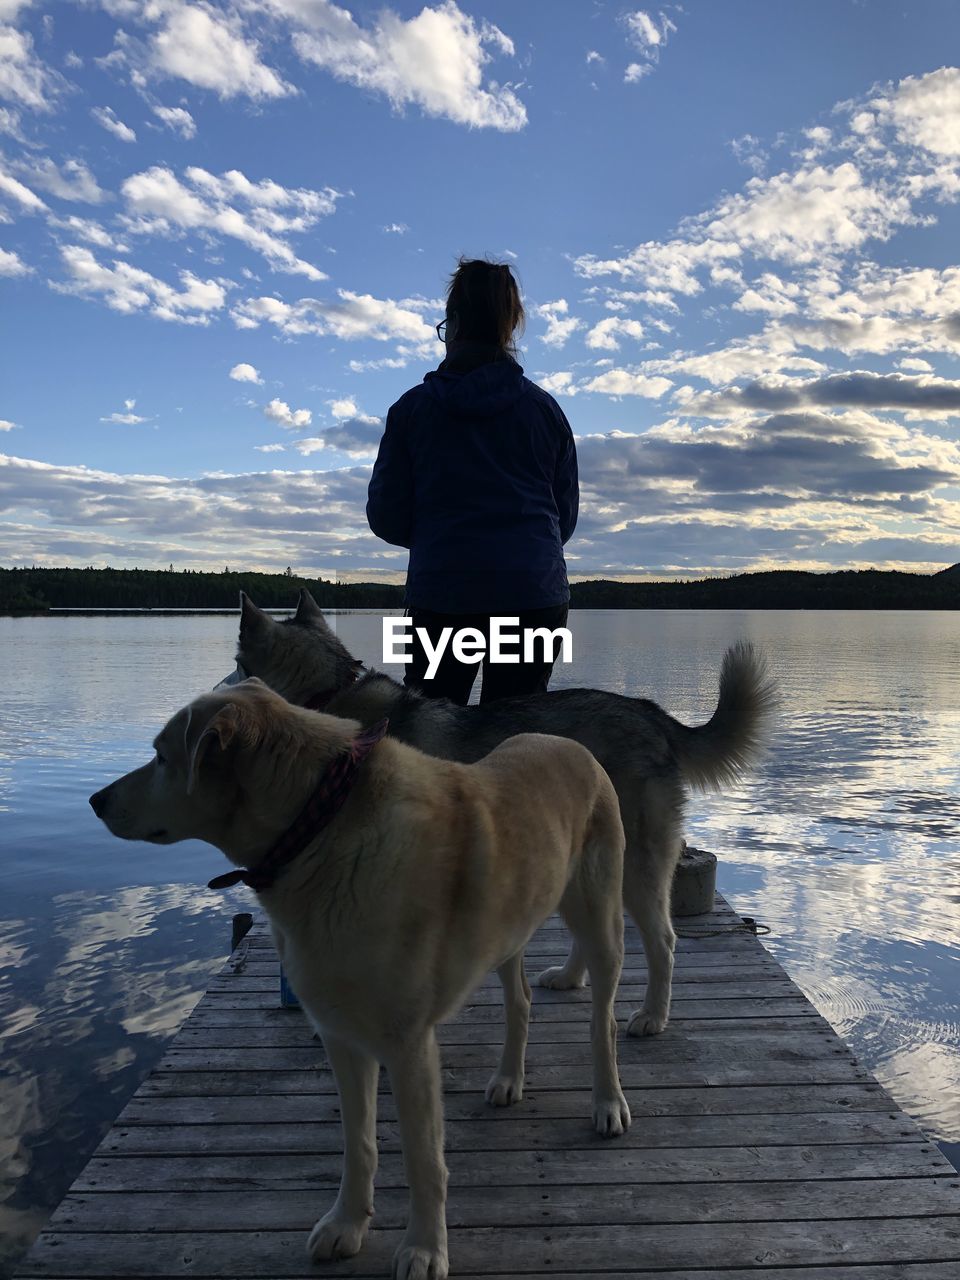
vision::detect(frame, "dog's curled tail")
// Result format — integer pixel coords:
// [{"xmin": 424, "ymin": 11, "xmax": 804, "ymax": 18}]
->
[{"xmin": 670, "ymin": 641, "xmax": 778, "ymax": 791}]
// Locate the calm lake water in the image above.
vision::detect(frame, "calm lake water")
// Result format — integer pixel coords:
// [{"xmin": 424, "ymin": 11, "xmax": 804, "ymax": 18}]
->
[{"xmin": 1, "ymin": 609, "xmax": 959, "ymax": 1273}]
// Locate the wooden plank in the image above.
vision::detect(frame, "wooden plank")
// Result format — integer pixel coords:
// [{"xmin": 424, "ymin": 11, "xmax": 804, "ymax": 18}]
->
[
  {"xmin": 17, "ymin": 1216, "xmax": 960, "ymax": 1276},
  {"xmin": 139, "ymin": 1054, "xmax": 876, "ymax": 1094},
  {"xmin": 23, "ymin": 1267, "xmax": 960, "ymax": 1280},
  {"xmin": 173, "ymin": 1015, "xmax": 826, "ymax": 1047},
  {"xmin": 446, "ymin": 1270, "xmax": 960, "ymax": 1280},
  {"xmin": 206, "ymin": 959, "xmax": 785, "ymax": 993},
  {"xmin": 70, "ymin": 1143, "xmax": 955, "ymax": 1193},
  {"xmin": 234, "ymin": 936, "xmax": 765, "ymax": 962},
  {"xmin": 120, "ymin": 1081, "xmax": 895, "ymax": 1122},
  {"xmin": 47, "ymin": 1176, "xmax": 960, "ymax": 1233},
  {"xmin": 195, "ymin": 976, "xmax": 807, "ymax": 1011},
  {"xmin": 187, "ymin": 994, "xmax": 818, "ymax": 1024},
  {"xmin": 96, "ymin": 1110, "xmax": 924, "ymax": 1156},
  {"xmin": 154, "ymin": 1028, "xmax": 852, "ymax": 1073}
]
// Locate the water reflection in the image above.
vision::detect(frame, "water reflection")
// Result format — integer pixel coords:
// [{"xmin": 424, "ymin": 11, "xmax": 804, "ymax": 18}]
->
[
  {"xmin": 1, "ymin": 609, "xmax": 959, "ymax": 1274},
  {"xmin": 0, "ymin": 885, "xmax": 244, "ymax": 1275}
]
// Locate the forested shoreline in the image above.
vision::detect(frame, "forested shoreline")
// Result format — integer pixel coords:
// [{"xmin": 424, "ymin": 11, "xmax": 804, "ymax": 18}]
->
[{"xmin": 1, "ymin": 564, "xmax": 958, "ymax": 612}]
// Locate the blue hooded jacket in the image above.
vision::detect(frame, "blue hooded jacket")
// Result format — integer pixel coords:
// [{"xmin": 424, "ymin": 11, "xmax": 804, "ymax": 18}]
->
[{"xmin": 367, "ymin": 351, "xmax": 578, "ymax": 613}]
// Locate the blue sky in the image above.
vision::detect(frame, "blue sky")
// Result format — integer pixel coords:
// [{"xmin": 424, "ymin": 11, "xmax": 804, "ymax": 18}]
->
[{"xmin": 2, "ymin": 0, "xmax": 960, "ymax": 580}]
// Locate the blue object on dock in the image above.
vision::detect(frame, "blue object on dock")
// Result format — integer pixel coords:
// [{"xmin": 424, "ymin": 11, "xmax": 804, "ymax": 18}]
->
[{"xmin": 279, "ymin": 965, "xmax": 300, "ymax": 1008}]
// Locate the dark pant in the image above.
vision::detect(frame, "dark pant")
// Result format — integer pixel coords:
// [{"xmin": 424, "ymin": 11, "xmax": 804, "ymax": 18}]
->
[{"xmin": 404, "ymin": 604, "xmax": 570, "ymax": 705}]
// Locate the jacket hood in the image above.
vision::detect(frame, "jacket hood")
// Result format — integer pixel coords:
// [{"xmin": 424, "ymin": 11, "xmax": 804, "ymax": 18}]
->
[{"xmin": 422, "ymin": 354, "xmax": 530, "ymax": 420}]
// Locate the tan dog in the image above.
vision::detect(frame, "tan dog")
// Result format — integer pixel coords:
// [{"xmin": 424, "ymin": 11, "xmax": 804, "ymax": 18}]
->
[{"xmin": 90, "ymin": 678, "xmax": 630, "ymax": 1280}]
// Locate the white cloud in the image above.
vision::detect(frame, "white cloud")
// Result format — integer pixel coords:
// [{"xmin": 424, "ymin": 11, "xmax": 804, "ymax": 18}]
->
[
  {"xmin": 625, "ymin": 10, "xmax": 668, "ymax": 50},
  {"xmin": 575, "ymin": 237, "xmax": 739, "ymax": 295},
  {"xmin": 230, "ymin": 362, "xmax": 262, "ymax": 384},
  {"xmin": 328, "ymin": 396, "xmax": 379, "ymax": 424},
  {"xmin": 91, "ymin": 105, "xmax": 137, "ymax": 143},
  {"xmin": 0, "ymin": 163, "xmax": 45, "ymax": 212},
  {"xmin": 581, "ymin": 368, "xmax": 673, "ymax": 398},
  {"xmin": 769, "ymin": 263, "xmax": 960, "ymax": 359},
  {"xmin": 585, "ymin": 50, "xmax": 604, "ymax": 66},
  {"xmin": 0, "ymin": 452, "xmax": 381, "ymax": 574},
  {"xmin": 534, "ymin": 298, "xmax": 583, "ymax": 347},
  {"xmin": 873, "ymin": 67, "xmax": 960, "ymax": 158},
  {"xmin": 622, "ymin": 8, "xmax": 676, "ymax": 80},
  {"xmin": 101, "ymin": 411, "xmax": 148, "ymax": 424},
  {"xmin": 290, "ymin": 436, "xmax": 324, "ymax": 456},
  {"xmin": 101, "ymin": 399, "xmax": 149, "ymax": 425},
  {"xmin": 0, "ymin": 417, "xmax": 18, "ymax": 430},
  {"xmin": 263, "ymin": 397, "xmax": 311, "ymax": 428},
  {"xmin": 585, "ymin": 316, "xmax": 645, "ymax": 351},
  {"xmin": 152, "ymin": 104, "xmax": 196, "ymax": 139},
  {"xmin": 54, "ymin": 244, "xmax": 228, "ymax": 324},
  {"xmin": 47, "ymin": 214, "xmax": 128, "ymax": 250},
  {"xmin": 255, "ymin": 442, "xmax": 285, "ymax": 453},
  {"xmin": 701, "ymin": 163, "xmax": 914, "ymax": 265},
  {"xmin": 576, "ymin": 157, "xmax": 918, "ymax": 313},
  {"xmin": 599, "ymin": 286, "xmax": 681, "ymax": 313},
  {"xmin": 899, "ymin": 357, "xmax": 933, "ymax": 372},
  {"xmin": 232, "ymin": 289, "xmax": 435, "ymax": 345},
  {"xmin": 624, "ymin": 63, "xmax": 650, "ymax": 84},
  {"xmin": 17, "ymin": 156, "xmax": 108, "ymax": 204},
  {"xmin": 0, "ymin": 2, "xmax": 34, "ymax": 21},
  {"xmin": 651, "ymin": 343, "xmax": 827, "ymax": 387},
  {"xmin": 286, "ymin": 0, "xmax": 527, "ymax": 131},
  {"xmin": 0, "ymin": 244, "xmax": 29, "ymax": 274},
  {"xmin": 120, "ymin": 165, "xmax": 341, "ymax": 281},
  {"xmin": 348, "ymin": 355, "xmax": 409, "ymax": 372},
  {"xmin": 733, "ymin": 272, "xmax": 802, "ymax": 316},
  {"xmin": 151, "ymin": 2, "xmax": 293, "ymax": 100},
  {"xmin": 730, "ymin": 133, "xmax": 767, "ymax": 175},
  {"xmin": 0, "ymin": 104, "xmax": 24, "ymax": 139},
  {"xmin": 0, "ymin": 24, "xmax": 60, "ymax": 112},
  {"xmin": 382, "ymin": 221, "xmax": 408, "ymax": 234},
  {"xmin": 536, "ymin": 370, "xmax": 579, "ymax": 397}
]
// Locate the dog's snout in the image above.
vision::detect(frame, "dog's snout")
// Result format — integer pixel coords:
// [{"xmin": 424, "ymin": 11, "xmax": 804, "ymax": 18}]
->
[{"xmin": 89, "ymin": 786, "xmax": 112, "ymax": 818}]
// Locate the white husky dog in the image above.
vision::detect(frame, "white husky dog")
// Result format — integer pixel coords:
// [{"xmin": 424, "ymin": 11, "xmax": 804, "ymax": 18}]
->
[{"xmin": 91, "ymin": 678, "xmax": 630, "ymax": 1280}]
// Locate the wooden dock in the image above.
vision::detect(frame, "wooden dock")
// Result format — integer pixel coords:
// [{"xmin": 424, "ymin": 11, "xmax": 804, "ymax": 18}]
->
[{"xmin": 15, "ymin": 894, "xmax": 960, "ymax": 1278}]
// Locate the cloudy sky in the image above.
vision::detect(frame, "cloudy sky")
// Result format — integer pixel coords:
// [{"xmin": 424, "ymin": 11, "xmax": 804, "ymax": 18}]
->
[{"xmin": 2, "ymin": 0, "xmax": 960, "ymax": 580}]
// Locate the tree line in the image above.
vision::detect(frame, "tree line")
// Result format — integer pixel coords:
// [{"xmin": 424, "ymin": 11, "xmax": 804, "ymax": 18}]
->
[
  {"xmin": 1, "ymin": 564, "xmax": 957, "ymax": 612},
  {"xmin": 0, "ymin": 567, "xmax": 404, "ymax": 611}
]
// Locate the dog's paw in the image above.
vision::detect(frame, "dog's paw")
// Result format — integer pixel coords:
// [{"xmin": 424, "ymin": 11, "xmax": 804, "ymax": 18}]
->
[
  {"xmin": 485, "ymin": 1072, "xmax": 523, "ymax": 1106},
  {"xmin": 536, "ymin": 964, "xmax": 586, "ymax": 990},
  {"xmin": 626, "ymin": 1007, "xmax": 668, "ymax": 1037},
  {"xmin": 392, "ymin": 1244, "xmax": 449, "ymax": 1280},
  {"xmin": 593, "ymin": 1091, "xmax": 631, "ymax": 1138},
  {"xmin": 307, "ymin": 1210, "xmax": 370, "ymax": 1262}
]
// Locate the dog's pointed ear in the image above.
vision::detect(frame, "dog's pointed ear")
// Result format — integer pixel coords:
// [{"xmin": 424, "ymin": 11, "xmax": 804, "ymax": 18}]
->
[
  {"xmin": 185, "ymin": 703, "xmax": 242, "ymax": 795},
  {"xmin": 239, "ymin": 592, "xmax": 271, "ymax": 640},
  {"xmin": 294, "ymin": 588, "xmax": 326, "ymax": 627}
]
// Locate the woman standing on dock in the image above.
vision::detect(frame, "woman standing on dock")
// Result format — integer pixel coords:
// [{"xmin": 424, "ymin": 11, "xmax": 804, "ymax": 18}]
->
[{"xmin": 367, "ymin": 257, "xmax": 579, "ymax": 705}]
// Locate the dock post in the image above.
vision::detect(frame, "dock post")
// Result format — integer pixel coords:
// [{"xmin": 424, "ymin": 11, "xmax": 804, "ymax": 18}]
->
[{"xmin": 231, "ymin": 912, "xmax": 253, "ymax": 952}]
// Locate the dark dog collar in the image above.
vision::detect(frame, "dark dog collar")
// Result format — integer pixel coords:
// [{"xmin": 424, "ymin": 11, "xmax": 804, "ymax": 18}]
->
[
  {"xmin": 208, "ymin": 717, "xmax": 389, "ymax": 894},
  {"xmin": 302, "ymin": 664, "xmax": 362, "ymax": 713}
]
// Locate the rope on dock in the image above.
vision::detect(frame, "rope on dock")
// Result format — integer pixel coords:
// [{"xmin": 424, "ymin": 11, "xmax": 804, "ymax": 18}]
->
[{"xmin": 674, "ymin": 915, "xmax": 771, "ymax": 939}]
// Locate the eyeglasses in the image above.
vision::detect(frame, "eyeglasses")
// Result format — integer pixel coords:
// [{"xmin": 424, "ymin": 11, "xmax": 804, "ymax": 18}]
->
[{"xmin": 435, "ymin": 319, "xmax": 447, "ymax": 341}]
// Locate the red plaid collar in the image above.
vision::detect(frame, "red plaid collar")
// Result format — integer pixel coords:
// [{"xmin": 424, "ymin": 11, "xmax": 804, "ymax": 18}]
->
[{"xmin": 207, "ymin": 717, "xmax": 389, "ymax": 894}]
